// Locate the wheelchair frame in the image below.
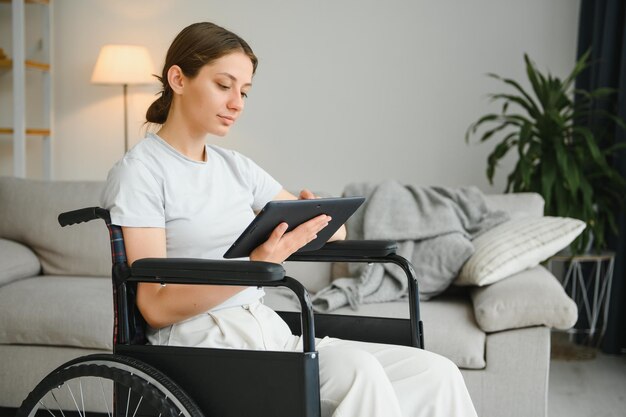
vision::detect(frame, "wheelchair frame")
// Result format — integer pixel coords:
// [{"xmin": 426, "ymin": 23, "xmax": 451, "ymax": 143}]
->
[{"xmin": 18, "ymin": 207, "xmax": 424, "ymax": 417}]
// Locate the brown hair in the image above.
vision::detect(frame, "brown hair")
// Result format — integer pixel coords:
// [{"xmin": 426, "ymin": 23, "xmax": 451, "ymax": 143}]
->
[{"xmin": 146, "ymin": 22, "xmax": 258, "ymax": 124}]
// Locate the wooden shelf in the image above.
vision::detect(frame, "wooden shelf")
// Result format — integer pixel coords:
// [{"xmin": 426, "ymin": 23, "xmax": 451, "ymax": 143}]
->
[
  {"xmin": 0, "ymin": 128, "xmax": 51, "ymax": 136},
  {"xmin": 0, "ymin": 0, "xmax": 50, "ymax": 5},
  {"xmin": 3, "ymin": 0, "xmax": 53, "ymax": 178},
  {"xmin": 0, "ymin": 59, "xmax": 50, "ymax": 71}
]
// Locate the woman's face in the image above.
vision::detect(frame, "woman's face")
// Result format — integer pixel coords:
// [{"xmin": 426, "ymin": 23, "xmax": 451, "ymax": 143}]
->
[{"xmin": 178, "ymin": 51, "xmax": 254, "ymax": 137}]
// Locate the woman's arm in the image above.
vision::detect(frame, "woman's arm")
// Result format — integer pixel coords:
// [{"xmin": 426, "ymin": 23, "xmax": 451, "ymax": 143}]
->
[
  {"xmin": 123, "ymin": 227, "xmax": 244, "ymax": 329},
  {"xmin": 125, "ymin": 187, "xmax": 339, "ymax": 329},
  {"xmin": 125, "ymin": 211, "xmax": 333, "ymax": 328}
]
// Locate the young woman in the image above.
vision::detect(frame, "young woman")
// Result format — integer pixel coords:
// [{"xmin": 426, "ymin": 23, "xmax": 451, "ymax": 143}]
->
[{"xmin": 101, "ymin": 22, "xmax": 477, "ymax": 417}]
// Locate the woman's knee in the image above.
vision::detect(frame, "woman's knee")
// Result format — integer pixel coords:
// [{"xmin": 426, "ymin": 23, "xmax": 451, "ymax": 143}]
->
[
  {"xmin": 319, "ymin": 347, "xmax": 389, "ymax": 393},
  {"xmin": 425, "ymin": 351, "xmax": 464, "ymax": 384}
]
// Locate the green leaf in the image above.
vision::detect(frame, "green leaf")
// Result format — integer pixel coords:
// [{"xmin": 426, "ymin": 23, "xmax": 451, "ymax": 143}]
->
[
  {"xmin": 553, "ymin": 183, "xmax": 568, "ymax": 217},
  {"xmin": 524, "ymin": 54, "xmax": 548, "ymax": 107},
  {"xmin": 568, "ymin": 161, "xmax": 581, "ymax": 196},
  {"xmin": 490, "ymin": 93, "xmax": 540, "ymax": 119},
  {"xmin": 465, "ymin": 114, "xmax": 500, "ymax": 143},
  {"xmin": 489, "ymin": 73, "xmax": 542, "ymax": 118},
  {"xmin": 563, "ymin": 49, "xmax": 591, "ymax": 89},
  {"xmin": 603, "ymin": 141, "xmax": 626, "ymax": 155},
  {"xmin": 516, "ymin": 123, "xmax": 535, "ymax": 188},
  {"xmin": 541, "ymin": 156, "xmax": 557, "ymax": 207},
  {"xmin": 586, "ymin": 87, "xmax": 617, "ymax": 98},
  {"xmin": 478, "ymin": 122, "xmax": 511, "ymax": 143},
  {"xmin": 504, "ymin": 154, "xmax": 525, "ymax": 192},
  {"xmin": 579, "ymin": 178, "xmax": 594, "ymax": 219},
  {"xmin": 557, "ymin": 149, "xmax": 581, "ymax": 197},
  {"xmin": 517, "ymin": 121, "xmax": 534, "ymax": 146},
  {"xmin": 572, "ymin": 126, "xmax": 610, "ymax": 170},
  {"xmin": 486, "ymin": 136, "xmax": 516, "ymax": 183},
  {"xmin": 592, "ymin": 110, "xmax": 626, "ymax": 131}
]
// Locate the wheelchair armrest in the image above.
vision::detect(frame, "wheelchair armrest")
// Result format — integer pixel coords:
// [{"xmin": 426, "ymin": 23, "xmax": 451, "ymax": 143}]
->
[
  {"xmin": 128, "ymin": 258, "xmax": 318, "ymax": 352},
  {"xmin": 287, "ymin": 240, "xmax": 397, "ymax": 261},
  {"xmin": 288, "ymin": 240, "xmax": 424, "ymax": 349},
  {"xmin": 130, "ymin": 258, "xmax": 285, "ymax": 285}
]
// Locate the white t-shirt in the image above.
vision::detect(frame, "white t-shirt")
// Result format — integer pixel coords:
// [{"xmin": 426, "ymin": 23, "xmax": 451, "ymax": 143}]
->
[{"xmin": 100, "ymin": 133, "xmax": 283, "ymax": 312}]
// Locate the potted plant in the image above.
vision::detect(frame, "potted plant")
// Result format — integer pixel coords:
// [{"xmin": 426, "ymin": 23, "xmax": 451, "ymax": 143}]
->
[{"xmin": 466, "ymin": 51, "xmax": 626, "ymax": 253}]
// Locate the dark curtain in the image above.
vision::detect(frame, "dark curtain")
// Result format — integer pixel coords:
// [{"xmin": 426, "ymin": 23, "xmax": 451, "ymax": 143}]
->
[{"xmin": 576, "ymin": 0, "xmax": 626, "ymax": 354}]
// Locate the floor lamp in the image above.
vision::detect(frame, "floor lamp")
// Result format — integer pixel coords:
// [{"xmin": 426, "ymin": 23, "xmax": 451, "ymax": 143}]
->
[{"xmin": 91, "ymin": 44, "xmax": 156, "ymax": 153}]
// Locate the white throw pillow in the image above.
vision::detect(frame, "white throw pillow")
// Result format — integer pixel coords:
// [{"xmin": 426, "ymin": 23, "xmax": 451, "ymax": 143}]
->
[{"xmin": 456, "ymin": 216, "xmax": 586, "ymax": 286}]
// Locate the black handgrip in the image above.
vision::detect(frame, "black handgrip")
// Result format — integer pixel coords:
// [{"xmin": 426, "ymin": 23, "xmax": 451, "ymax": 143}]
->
[{"xmin": 58, "ymin": 207, "xmax": 111, "ymax": 227}]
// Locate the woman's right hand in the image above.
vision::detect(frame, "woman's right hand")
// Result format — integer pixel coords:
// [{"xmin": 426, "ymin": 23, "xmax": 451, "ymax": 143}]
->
[{"xmin": 249, "ymin": 214, "xmax": 331, "ymax": 264}]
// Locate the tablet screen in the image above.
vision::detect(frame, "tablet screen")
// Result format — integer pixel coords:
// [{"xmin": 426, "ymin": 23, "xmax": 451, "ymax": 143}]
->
[{"xmin": 223, "ymin": 197, "xmax": 365, "ymax": 259}]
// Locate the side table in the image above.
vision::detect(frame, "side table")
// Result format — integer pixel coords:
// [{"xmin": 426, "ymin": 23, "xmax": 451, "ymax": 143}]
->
[{"xmin": 548, "ymin": 252, "xmax": 615, "ymax": 346}]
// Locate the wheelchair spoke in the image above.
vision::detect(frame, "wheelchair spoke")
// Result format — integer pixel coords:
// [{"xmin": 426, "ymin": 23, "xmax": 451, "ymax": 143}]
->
[
  {"xmin": 125, "ymin": 387, "xmax": 131, "ymax": 417},
  {"xmin": 79, "ymin": 379, "xmax": 86, "ymax": 417},
  {"xmin": 99, "ymin": 378, "xmax": 112, "ymax": 417},
  {"xmin": 49, "ymin": 391, "xmax": 67, "ymax": 417},
  {"xmin": 66, "ymin": 382, "xmax": 84, "ymax": 417},
  {"xmin": 38, "ymin": 400, "xmax": 58, "ymax": 417},
  {"xmin": 131, "ymin": 396, "xmax": 143, "ymax": 417}
]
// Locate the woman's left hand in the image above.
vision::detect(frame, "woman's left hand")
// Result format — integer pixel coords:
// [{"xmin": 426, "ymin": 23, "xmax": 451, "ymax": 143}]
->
[
  {"xmin": 298, "ymin": 188, "xmax": 346, "ymax": 242},
  {"xmin": 273, "ymin": 187, "xmax": 347, "ymax": 243}
]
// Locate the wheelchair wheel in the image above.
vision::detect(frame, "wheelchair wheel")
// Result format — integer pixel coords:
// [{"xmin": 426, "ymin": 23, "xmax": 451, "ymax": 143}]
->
[{"xmin": 17, "ymin": 354, "xmax": 204, "ymax": 417}]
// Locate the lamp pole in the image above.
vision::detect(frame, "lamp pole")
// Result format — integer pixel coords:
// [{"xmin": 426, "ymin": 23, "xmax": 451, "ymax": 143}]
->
[
  {"xmin": 123, "ymin": 83, "xmax": 128, "ymax": 153},
  {"xmin": 91, "ymin": 44, "xmax": 156, "ymax": 155}
]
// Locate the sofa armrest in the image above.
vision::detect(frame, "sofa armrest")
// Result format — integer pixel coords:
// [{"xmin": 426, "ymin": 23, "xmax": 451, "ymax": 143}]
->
[
  {"xmin": 484, "ymin": 192, "xmax": 545, "ymax": 219},
  {"xmin": 470, "ymin": 265, "xmax": 577, "ymax": 333},
  {"xmin": 0, "ymin": 238, "xmax": 41, "ymax": 287}
]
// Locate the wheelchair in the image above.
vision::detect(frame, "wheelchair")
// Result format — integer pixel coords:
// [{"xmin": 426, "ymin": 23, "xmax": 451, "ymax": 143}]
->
[{"xmin": 17, "ymin": 207, "xmax": 424, "ymax": 417}]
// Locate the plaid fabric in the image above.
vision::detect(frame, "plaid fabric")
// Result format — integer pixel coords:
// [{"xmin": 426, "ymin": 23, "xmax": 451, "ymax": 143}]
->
[
  {"xmin": 106, "ymin": 222, "xmax": 127, "ymax": 266},
  {"xmin": 105, "ymin": 221, "xmax": 123, "ymax": 346},
  {"xmin": 105, "ymin": 220, "xmax": 146, "ymax": 346}
]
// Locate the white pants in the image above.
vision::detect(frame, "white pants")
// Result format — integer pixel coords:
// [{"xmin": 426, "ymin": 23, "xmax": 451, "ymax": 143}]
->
[{"xmin": 152, "ymin": 302, "xmax": 478, "ymax": 417}]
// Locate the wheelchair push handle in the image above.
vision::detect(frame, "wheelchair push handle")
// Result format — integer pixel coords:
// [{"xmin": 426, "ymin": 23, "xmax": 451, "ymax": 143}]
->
[{"xmin": 58, "ymin": 207, "xmax": 111, "ymax": 227}]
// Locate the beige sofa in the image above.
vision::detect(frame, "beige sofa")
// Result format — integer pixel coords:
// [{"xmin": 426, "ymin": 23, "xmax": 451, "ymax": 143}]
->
[{"xmin": 0, "ymin": 177, "xmax": 577, "ymax": 416}]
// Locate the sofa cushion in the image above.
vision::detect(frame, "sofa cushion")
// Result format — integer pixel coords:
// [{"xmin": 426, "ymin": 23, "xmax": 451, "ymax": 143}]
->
[
  {"xmin": 263, "ymin": 288, "xmax": 486, "ymax": 369},
  {"xmin": 456, "ymin": 216, "xmax": 585, "ymax": 286},
  {"xmin": 0, "ymin": 239, "xmax": 41, "ymax": 286},
  {"xmin": 484, "ymin": 192, "xmax": 544, "ymax": 219},
  {"xmin": 283, "ymin": 261, "xmax": 332, "ymax": 293},
  {"xmin": 470, "ymin": 265, "xmax": 577, "ymax": 332},
  {"xmin": 0, "ymin": 177, "xmax": 110, "ymax": 276},
  {"xmin": 0, "ymin": 276, "xmax": 113, "ymax": 349}
]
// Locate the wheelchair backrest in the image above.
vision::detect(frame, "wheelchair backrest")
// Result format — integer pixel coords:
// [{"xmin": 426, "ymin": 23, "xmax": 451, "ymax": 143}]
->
[
  {"xmin": 58, "ymin": 207, "xmax": 148, "ymax": 346},
  {"xmin": 107, "ymin": 222, "xmax": 148, "ymax": 346}
]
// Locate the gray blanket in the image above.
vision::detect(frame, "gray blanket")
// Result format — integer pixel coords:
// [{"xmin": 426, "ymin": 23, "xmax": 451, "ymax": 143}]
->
[{"xmin": 310, "ymin": 181, "xmax": 509, "ymax": 312}]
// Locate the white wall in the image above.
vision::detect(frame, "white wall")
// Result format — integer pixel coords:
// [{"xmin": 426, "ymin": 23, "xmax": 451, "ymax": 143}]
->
[{"xmin": 1, "ymin": 0, "xmax": 580, "ymax": 196}]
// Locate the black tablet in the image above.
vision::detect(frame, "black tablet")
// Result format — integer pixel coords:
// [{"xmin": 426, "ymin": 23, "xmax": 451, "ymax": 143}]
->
[{"xmin": 223, "ymin": 196, "xmax": 365, "ymax": 259}]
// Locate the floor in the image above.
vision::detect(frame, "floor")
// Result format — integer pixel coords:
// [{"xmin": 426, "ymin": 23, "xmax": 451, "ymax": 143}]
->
[{"xmin": 549, "ymin": 333, "xmax": 626, "ymax": 417}]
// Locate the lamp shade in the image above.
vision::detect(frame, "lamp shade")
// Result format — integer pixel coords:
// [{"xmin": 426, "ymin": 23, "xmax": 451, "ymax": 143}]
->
[{"xmin": 91, "ymin": 44, "xmax": 156, "ymax": 85}]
